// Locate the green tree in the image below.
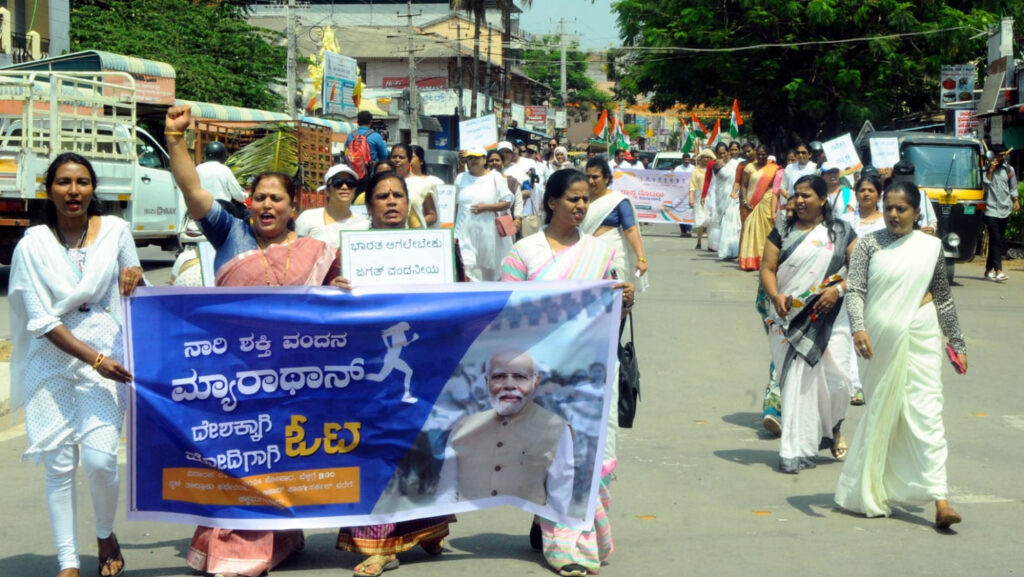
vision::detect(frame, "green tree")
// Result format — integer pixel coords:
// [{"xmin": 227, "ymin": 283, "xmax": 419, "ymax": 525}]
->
[
  {"xmin": 521, "ymin": 35, "xmax": 612, "ymax": 116},
  {"xmin": 611, "ymin": 0, "xmax": 1015, "ymax": 146},
  {"xmin": 71, "ymin": 0, "xmax": 287, "ymax": 111}
]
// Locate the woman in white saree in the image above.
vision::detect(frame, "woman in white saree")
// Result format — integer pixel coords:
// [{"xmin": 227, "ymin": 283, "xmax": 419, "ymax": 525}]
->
[
  {"xmin": 581, "ymin": 157, "xmax": 648, "ymax": 287},
  {"xmin": 760, "ymin": 175, "xmax": 856, "ymax": 474},
  {"xmin": 715, "ymin": 141, "xmax": 743, "ymax": 259},
  {"xmin": 835, "ymin": 181, "xmax": 967, "ymax": 530}
]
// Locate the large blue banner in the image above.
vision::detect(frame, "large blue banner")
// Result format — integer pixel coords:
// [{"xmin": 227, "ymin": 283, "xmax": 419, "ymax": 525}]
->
[{"xmin": 125, "ymin": 282, "xmax": 620, "ymax": 530}]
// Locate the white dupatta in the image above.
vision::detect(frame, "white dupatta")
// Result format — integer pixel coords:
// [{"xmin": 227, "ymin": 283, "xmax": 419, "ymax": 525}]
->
[
  {"xmin": 581, "ymin": 191, "xmax": 646, "ymax": 288},
  {"xmin": 8, "ymin": 217, "xmax": 127, "ymax": 412}
]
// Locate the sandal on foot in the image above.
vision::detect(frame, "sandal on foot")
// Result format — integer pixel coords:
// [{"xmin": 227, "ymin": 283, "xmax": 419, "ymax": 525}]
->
[
  {"xmin": 97, "ymin": 534, "xmax": 125, "ymax": 577},
  {"xmin": 353, "ymin": 555, "xmax": 399, "ymax": 577},
  {"xmin": 850, "ymin": 391, "xmax": 865, "ymax": 406},
  {"xmin": 936, "ymin": 506, "xmax": 962, "ymax": 529},
  {"xmin": 421, "ymin": 538, "xmax": 444, "ymax": 556},
  {"xmin": 762, "ymin": 414, "xmax": 782, "ymax": 436},
  {"xmin": 559, "ymin": 563, "xmax": 588, "ymax": 577},
  {"xmin": 831, "ymin": 434, "xmax": 848, "ymax": 460}
]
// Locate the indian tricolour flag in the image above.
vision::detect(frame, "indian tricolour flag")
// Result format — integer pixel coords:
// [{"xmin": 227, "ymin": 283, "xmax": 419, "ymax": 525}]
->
[
  {"xmin": 729, "ymin": 99, "xmax": 743, "ymax": 139},
  {"xmin": 708, "ymin": 118, "xmax": 722, "ymax": 147},
  {"xmin": 593, "ymin": 109, "xmax": 610, "ymax": 141}
]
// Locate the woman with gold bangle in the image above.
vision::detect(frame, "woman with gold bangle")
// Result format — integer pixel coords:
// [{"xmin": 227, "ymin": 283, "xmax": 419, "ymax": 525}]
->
[
  {"xmin": 9, "ymin": 152, "xmax": 143, "ymax": 577},
  {"xmin": 165, "ymin": 104, "xmax": 340, "ymax": 577}
]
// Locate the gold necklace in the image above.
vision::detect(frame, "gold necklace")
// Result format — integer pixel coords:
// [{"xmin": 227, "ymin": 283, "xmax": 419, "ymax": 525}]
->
[{"xmin": 257, "ymin": 234, "xmax": 292, "ymax": 286}]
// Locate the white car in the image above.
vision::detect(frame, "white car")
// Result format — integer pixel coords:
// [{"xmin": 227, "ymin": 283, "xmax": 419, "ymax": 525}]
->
[{"xmin": 651, "ymin": 151, "xmax": 684, "ymax": 170}]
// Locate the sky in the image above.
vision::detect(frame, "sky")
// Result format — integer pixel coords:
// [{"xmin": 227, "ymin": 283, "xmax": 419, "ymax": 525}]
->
[{"xmin": 518, "ymin": 0, "xmax": 621, "ymax": 50}]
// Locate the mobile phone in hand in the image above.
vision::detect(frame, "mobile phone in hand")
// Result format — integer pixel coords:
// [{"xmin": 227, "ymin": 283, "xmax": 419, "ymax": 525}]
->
[{"xmin": 946, "ymin": 345, "xmax": 966, "ymax": 374}]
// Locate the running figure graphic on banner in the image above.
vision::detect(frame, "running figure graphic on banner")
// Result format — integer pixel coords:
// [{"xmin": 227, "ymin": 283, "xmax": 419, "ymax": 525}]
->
[{"xmin": 366, "ymin": 322, "xmax": 421, "ymax": 403}]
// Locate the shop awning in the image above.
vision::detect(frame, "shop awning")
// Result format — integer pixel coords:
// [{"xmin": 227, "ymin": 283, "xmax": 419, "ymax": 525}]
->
[
  {"xmin": 2, "ymin": 50, "xmax": 177, "ymax": 104},
  {"xmin": 300, "ymin": 115, "xmax": 354, "ymax": 137},
  {"xmin": 176, "ymin": 99, "xmax": 291, "ymax": 122}
]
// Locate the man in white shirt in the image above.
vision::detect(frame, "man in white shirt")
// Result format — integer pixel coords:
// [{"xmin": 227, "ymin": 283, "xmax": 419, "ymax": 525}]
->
[{"xmin": 196, "ymin": 141, "xmax": 246, "ymax": 206}]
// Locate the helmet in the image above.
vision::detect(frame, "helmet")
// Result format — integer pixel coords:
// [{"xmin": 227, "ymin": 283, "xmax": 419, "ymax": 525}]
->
[
  {"xmin": 809, "ymin": 141, "xmax": 824, "ymax": 152},
  {"xmin": 203, "ymin": 141, "xmax": 228, "ymax": 163}
]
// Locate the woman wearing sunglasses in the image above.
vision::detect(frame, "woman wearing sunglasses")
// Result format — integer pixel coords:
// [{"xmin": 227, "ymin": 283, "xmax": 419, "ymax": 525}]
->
[{"xmin": 295, "ymin": 164, "xmax": 371, "ymax": 248}]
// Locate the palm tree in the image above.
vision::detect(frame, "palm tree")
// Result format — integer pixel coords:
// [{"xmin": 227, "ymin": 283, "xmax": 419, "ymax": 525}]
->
[
  {"xmin": 450, "ymin": 1, "xmax": 531, "ymax": 119},
  {"xmin": 450, "ymin": 0, "xmax": 486, "ymax": 117}
]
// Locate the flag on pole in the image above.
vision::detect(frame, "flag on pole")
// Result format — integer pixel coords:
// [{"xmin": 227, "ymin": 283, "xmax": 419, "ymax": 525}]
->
[
  {"xmin": 680, "ymin": 118, "xmax": 694, "ymax": 153},
  {"xmin": 593, "ymin": 109, "xmax": 610, "ymax": 141},
  {"xmin": 729, "ymin": 99, "xmax": 743, "ymax": 139},
  {"xmin": 691, "ymin": 113, "xmax": 707, "ymax": 139},
  {"xmin": 610, "ymin": 115, "xmax": 630, "ymax": 153},
  {"xmin": 708, "ymin": 119, "xmax": 722, "ymax": 147}
]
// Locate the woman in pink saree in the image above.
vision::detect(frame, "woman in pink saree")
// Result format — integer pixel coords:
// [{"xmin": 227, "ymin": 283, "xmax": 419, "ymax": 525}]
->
[{"xmin": 166, "ymin": 105, "xmax": 339, "ymax": 577}]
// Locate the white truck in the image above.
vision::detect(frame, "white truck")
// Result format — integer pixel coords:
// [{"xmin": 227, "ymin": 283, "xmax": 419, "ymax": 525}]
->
[{"xmin": 0, "ymin": 70, "xmax": 181, "ymax": 264}]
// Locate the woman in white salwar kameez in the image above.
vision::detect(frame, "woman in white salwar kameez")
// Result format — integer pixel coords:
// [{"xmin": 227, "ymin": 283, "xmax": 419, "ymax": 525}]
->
[
  {"xmin": 8, "ymin": 153, "xmax": 143, "ymax": 577},
  {"xmin": 835, "ymin": 181, "xmax": 967, "ymax": 530},
  {"xmin": 760, "ymin": 175, "xmax": 856, "ymax": 474},
  {"xmin": 453, "ymin": 147, "xmax": 514, "ymax": 281},
  {"xmin": 839, "ymin": 174, "xmax": 887, "ymax": 406}
]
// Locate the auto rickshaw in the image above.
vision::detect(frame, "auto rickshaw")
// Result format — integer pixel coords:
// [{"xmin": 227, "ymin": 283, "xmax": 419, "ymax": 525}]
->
[{"xmin": 858, "ymin": 131, "xmax": 985, "ymax": 282}]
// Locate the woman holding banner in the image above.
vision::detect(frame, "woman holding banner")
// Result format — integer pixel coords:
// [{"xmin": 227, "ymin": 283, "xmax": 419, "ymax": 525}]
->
[
  {"xmin": 166, "ymin": 104, "xmax": 339, "ymax": 577},
  {"xmin": 581, "ymin": 157, "xmax": 649, "ymax": 286},
  {"xmin": 688, "ymin": 148, "xmax": 716, "ymax": 251},
  {"xmin": 295, "ymin": 164, "xmax": 371, "ymax": 249},
  {"xmin": 334, "ymin": 170, "xmax": 456, "ymax": 576},
  {"xmin": 9, "ymin": 152, "xmax": 143, "ymax": 577},
  {"xmin": 501, "ymin": 168, "xmax": 634, "ymax": 577},
  {"xmin": 738, "ymin": 145, "xmax": 781, "ymax": 271}
]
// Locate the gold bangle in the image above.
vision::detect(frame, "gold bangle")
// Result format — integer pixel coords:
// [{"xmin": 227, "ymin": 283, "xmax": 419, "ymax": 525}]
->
[
  {"xmin": 638, "ymin": 257, "xmax": 648, "ymax": 263},
  {"xmin": 164, "ymin": 131, "xmax": 184, "ymax": 136},
  {"xmin": 92, "ymin": 353, "xmax": 106, "ymax": 371}
]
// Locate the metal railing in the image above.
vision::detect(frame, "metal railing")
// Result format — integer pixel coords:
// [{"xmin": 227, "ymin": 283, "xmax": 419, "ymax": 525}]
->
[{"xmin": 10, "ymin": 32, "xmax": 50, "ymax": 64}]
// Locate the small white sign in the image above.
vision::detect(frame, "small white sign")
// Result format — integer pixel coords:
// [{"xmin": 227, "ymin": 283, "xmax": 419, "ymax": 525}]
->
[
  {"xmin": 869, "ymin": 137, "xmax": 901, "ymax": 169},
  {"xmin": 822, "ymin": 133, "xmax": 863, "ymax": 176},
  {"xmin": 340, "ymin": 229, "xmax": 455, "ymax": 285},
  {"xmin": 458, "ymin": 114, "xmax": 498, "ymax": 152},
  {"xmin": 435, "ymin": 185, "xmax": 457, "ymax": 229},
  {"xmin": 323, "ymin": 51, "xmax": 359, "ymax": 117}
]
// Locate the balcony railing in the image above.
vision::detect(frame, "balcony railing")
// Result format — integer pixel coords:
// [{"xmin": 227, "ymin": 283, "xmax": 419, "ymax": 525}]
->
[{"xmin": 10, "ymin": 32, "xmax": 50, "ymax": 64}]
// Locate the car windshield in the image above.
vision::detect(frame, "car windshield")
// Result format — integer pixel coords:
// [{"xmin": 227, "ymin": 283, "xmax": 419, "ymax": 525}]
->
[
  {"xmin": 652, "ymin": 158, "xmax": 681, "ymax": 170},
  {"xmin": 902, "ymin": 145, "xmax": 980, "ymax": 189}
]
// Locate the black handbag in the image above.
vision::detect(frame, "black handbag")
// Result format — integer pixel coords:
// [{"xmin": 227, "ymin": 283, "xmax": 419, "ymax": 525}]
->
[{"xmin": 618, "ymin": 312, "xmax": 640, "ymax": 428}]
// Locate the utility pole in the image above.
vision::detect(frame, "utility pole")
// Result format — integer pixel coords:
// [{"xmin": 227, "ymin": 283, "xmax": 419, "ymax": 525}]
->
[
  {"xmin": 395, "ymin": 1, "xmax": 422, "ymax": 144},
  {"xmin": 455, "ymin": 19, "xmax": 465, "ymax": 118},
  {"xmin": 559, "ymin": 18, "xmax": 568, "ymax": 133},
  {"xmin": 286, "ymin": 0, "xmax": 297, "ymax": 118}
]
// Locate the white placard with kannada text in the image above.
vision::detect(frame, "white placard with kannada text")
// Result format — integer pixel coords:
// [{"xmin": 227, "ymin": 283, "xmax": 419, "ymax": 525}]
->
[
  {"xmin": 822, "ymin": 133, "xmax": 863, "ymax": 175},
  {"xmin": 458, "ymin": 114, "xmax": 498, "ymax": 152},
  {"xmin": 869, "ymin": 137, "xmax": 901, "ymax": 169},
  {"xmin": 340, "ymin": 229, "xmax": 456, "ymax": 286},
  {"xmin": 322, "ymin": 51, "xmax": 359, "ymax": 117},
  {"xmin": 435, "ymin": 185, "xmax": 457, "ymax": 228}
]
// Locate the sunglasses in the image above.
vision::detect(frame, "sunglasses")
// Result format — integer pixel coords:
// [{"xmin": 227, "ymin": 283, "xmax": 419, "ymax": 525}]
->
[{"xmin": 329, "ymin": 177, "xmax": 359, "ymax": 189}]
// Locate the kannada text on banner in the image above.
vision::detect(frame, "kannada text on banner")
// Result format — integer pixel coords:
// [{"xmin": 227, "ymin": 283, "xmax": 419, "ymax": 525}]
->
[
  {"xmin": 609, "ymin": 167, "xmax": 693, "ymax": 224},
  {"xmin": 125, "ymin": 283, "xmax": 620, "ymax": 531}
]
